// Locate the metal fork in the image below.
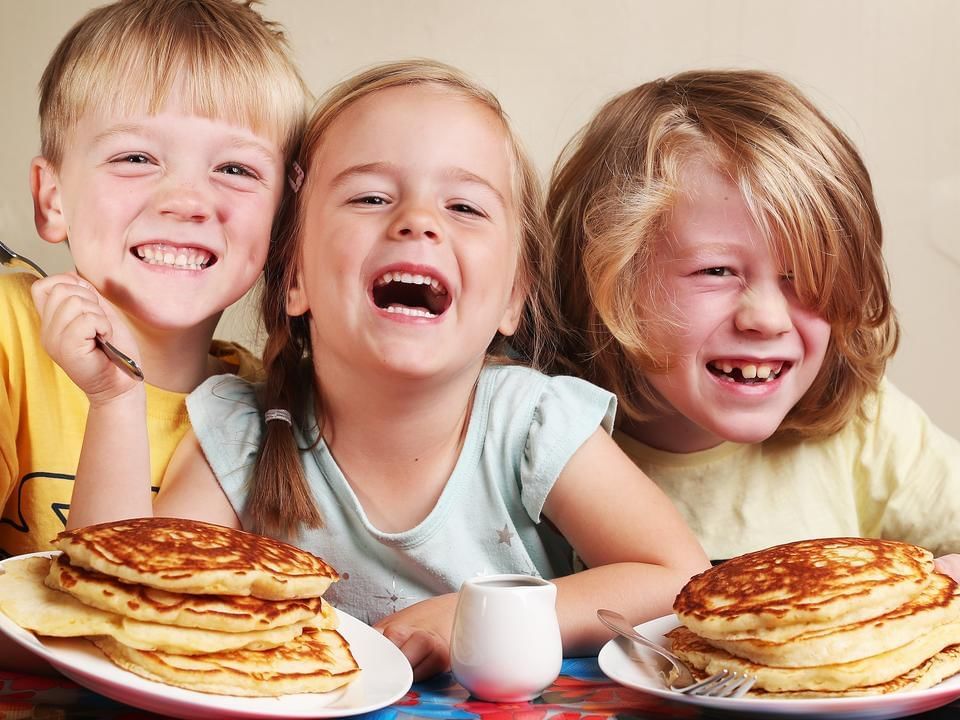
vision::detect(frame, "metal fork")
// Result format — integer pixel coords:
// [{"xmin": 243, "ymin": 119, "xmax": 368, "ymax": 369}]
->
[
  {"xmin": 0, "ymin": 239, "xmax": 144, "ymax": 381},
  {"xmin": 597, "ymin": 609, "xmax": 756, "ymax": 698}
]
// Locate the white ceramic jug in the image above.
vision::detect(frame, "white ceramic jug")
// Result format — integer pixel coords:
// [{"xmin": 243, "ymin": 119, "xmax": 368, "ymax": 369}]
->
[{"xmin": 450, "ymin": 573, "xmax": 562, "ymax": 702}]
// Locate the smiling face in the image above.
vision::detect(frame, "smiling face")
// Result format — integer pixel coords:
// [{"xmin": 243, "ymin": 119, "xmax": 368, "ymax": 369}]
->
[
  {"xmin": 637, "ymin": 157, "xmax": 832, "ymax": 452},
  {"xmin": 286, "ymin": 84, "xmax": 523, "ymax": 386},
  {"xmin": 33, "ymin": 98, "xmax": 285, "ymax": 336}
]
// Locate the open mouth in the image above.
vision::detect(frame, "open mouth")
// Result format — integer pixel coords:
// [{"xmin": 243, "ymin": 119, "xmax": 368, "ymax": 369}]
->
[
  {"xmin": 132, "ymin": 243, "xmax": 216, "ymax": 271},
  {"xmin": 372, "ymin": 271, "xmax": 450, "ymax": 318},
  {"xmin": 707, "ymin": 360, "xmax": 789, "ymax": 384}
]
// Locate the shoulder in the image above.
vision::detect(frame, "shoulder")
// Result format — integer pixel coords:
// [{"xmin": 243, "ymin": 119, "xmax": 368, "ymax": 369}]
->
[
  {"xmin": 481, "ymin": 364, "xmax": 617, "ymax": 431},
  {"xmin": 187, "ymin": 374, "xmax": 263, "ymax": 433},
  {"xmin": 0, "ymin": 273, "xmax": 40, "ymax": 325}
]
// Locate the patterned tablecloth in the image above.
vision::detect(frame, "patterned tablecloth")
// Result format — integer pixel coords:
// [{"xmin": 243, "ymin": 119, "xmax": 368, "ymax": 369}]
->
[{"xmin": 3, "ymin": 657, "xmax": 960, "ymax": 720}]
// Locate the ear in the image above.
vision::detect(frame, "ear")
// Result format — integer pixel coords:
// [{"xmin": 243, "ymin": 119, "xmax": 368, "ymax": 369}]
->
[
  {"xmin": 30, "ymin": 157, "xmax": 68, "ymax": 244},
  {"xmin": 286, "ymin": 270, "xmax": 309, "ymax": 317},
  {"xmin": 497, "ymin": 279, "xmax": 527, "ymax": 337}
]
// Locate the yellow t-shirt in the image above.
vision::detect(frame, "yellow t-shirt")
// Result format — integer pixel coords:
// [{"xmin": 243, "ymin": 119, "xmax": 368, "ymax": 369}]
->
[
  {"xmin": 0, "ymin": 272, "xmax": 262, "ymax": 557},
  {"xmin": 616, "ymin": 379, "xmax": 960, "ymax": 561}
]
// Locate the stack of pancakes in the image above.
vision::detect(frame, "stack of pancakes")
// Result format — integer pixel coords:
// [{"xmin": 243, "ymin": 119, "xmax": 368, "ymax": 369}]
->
[
  {"xmin": 668, "ymin": 537, "xmax": 960, "ymax": 697},
  {"xmin": 0, "ymin": 517, "xmax": 360, "ymax": 696}
]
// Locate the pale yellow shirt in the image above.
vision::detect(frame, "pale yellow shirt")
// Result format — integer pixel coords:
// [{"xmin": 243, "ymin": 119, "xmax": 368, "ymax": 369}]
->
[
  {"xmin": 0, "ymin": 272, "xmax": 262, "ymax": 557},
  {"xmin": 616, "ymin": 379, "xmax": 960, "ymax": 560}
]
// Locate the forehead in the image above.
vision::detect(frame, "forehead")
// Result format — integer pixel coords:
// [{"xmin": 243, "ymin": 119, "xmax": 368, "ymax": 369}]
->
[{"xmin": 313, "ymin": 85, "xmax": 514, "ymax": 193}]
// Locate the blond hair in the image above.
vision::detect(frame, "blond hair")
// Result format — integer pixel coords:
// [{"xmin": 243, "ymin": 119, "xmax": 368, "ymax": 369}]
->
[
  {"xmin": 547, "ymin": 69, "xmax": 898, "ymax": 440},
  {"xmin": 39, "ymin": 0, "xmax": 307, "ymax": 167},
  {"xmin": 248, "ymin": 59, "xmax": 552, "ymax": 537}
]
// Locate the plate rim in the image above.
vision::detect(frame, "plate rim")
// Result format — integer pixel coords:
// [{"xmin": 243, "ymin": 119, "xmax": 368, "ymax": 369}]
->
[
  {"xmin": 597, "ymin": 613, "xmax": 960, "ymax": 717},
  {"xmin": 0, "ymin": 550, "xmax": 413, "ymax": 718}
]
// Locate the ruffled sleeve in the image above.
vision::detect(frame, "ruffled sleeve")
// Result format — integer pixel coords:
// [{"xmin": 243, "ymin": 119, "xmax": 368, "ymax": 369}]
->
[
  {"xmin": 186, "ymin": 374, "xmax": 264, "ymax": 511},
  {"xmin": 517, "ymin": 372, "xmax": 617, "ymax": 522}
]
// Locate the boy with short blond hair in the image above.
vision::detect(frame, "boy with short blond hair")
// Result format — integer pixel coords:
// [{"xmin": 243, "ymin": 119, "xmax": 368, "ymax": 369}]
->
[{"xmin": 0, "ymin": 0, "xmax": 307, "ymax": 558}]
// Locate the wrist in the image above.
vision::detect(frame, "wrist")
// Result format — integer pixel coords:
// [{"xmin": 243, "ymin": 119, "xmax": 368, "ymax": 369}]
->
[{"xmin": 87, "ymin": 384, "xmax": 147, "ymax": 412}]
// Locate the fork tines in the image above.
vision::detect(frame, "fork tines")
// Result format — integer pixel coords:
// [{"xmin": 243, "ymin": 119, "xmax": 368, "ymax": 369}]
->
[{"xmin": 680, "ymin": 669, "xmax": 757, "ymax": 698}]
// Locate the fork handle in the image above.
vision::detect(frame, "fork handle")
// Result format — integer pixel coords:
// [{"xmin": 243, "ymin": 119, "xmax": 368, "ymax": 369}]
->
[{"xmin": 96, "ymin": 335, "xmax": 145, "ymax": 381}]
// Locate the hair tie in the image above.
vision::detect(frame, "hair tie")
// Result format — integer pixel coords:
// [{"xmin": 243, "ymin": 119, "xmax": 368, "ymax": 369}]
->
[
  {"xmin": 265, "ymin": 408, "xmax": 293, "ymax": 425},
  {"xmin": 288, "ymin": 161, "xmax": 304, "ymax": 193}
]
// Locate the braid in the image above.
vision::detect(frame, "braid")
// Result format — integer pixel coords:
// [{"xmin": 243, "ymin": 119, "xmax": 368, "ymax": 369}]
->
[{"xmin": 247, "ymin": 324, "xmax": 323, "ymax": 537}]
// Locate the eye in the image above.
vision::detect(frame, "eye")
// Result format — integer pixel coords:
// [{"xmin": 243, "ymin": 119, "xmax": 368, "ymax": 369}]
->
[
  {"xmin": 111, "ymin": 153, "xmax": 153, "ymax": 165},
  {"xmin": 349, "ymin": 194, "xmax": 390, "ymax": 207},
  {"xmin": 781, "ymin": 271, "xmax": 796, "ymax": 282},
  {"xmin": 449, "ymin": 201, "xmax": 486, "ymax": 218},
  {"xmin": 216, "ymin": 163, "xmax": 259, "ymax": 180},
  {"xmin": 697, "ymin": 267, "xmax": 734, "ymax": 277}
]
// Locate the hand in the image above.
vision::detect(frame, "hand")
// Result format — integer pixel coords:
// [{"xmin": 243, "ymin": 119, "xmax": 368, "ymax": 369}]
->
[
  {"xmin": 374, "ymin": 593, "xmax": 458, "ymax": 681},
  {"xmin": 934, "ymin": 554, "xmax": 960, "ymax": 582},
  {"xmin": 31, "ymin": 273, "xmax": 142, "ymax": 404}
]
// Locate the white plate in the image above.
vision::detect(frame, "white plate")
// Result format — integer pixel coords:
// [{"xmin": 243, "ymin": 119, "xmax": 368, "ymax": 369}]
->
[
  {"xmin": 598, "ymin": 614, "xmax": 960, "ymax": 720},
  {"xmin": 0, "ymin": 552, "xmax": 413, "ymax": 719}
]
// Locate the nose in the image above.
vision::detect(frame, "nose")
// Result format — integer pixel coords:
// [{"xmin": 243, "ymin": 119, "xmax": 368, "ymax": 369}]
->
[
  {"xmin": 734, "ymin": 281, "xmax": 793, "ymax": 337},
  {"xmin": 387, "ymin": 201, "xmax": 440, "ymax": 242},
  {"xmin": 155, "ymin": 176, "xmax": 213, "ymax": 223}
]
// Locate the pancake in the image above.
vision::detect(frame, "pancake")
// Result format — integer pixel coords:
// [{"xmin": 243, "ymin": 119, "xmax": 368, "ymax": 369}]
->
[
  {"xmin": 668, "ymin": 624, "xmax": 960, "ymax": 694},
  {"xmin": 754, "ymin": 645, "xmax": 960, "ymax": 698},
  {"xmin": 54, "ymin": 518, "xmax": 338, "ymax": 600},
  {"xmin": 709, "ymin": 572, "xmax": 960, "ymax": 666},
  {"xmin": 674, "ymin": 538, "xmax": 934, "ymax": 640},
  {"xmin": 47, "ymin": 554, "xmax": 324, "ymax": 632},
  {"xmin": 93, "ymin": 625, "xmax": 361, "ymax": 696},
  {"xmin": 0, "ymin": 556, "xmax": 328, "ymax": 655}
]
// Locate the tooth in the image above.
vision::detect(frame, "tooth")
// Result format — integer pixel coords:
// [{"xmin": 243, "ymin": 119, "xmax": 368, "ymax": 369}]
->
[
  {"xmin": 722, "ymin": 363, "xmax": 733, "ymax": 374},
  {"xmin": 413, "ymin": 274, "xmax": 424, "ymax": 284},
  {"xmin": 163, "ymin": 252, "xmax": 174, "ymax": 264},
  {"xmin": 741, "ymin": 364, "xmax": 757, "ymax": 379},
  {"xmin": 399, "ymin": 272, "xmax": 412, "ymax": 283},
  {"xmin": 136, "ymin": 247, "xmax": 145, "ymax": 258},
  {"xmin": 175, "ymin": 254, "xmax": 187, "ymax": 266},
  {"xmin": 756, "ymin": 365, "xmax": 771, "ymax": 379},
  {"xmin": 144, "ymin": 247, "xmax": 154, "ymax": 260}
]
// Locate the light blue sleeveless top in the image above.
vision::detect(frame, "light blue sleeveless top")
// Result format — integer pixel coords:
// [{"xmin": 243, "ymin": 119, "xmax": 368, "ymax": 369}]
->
[{"xmin": 187, "ymin": 364, "xmax": 615, "ymax": 624}]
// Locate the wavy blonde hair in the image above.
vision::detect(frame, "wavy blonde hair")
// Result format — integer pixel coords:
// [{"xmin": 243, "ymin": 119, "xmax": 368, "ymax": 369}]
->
[
  {"xmin": 248, "ymin": 59, "xmax": 552, "ymax": 537},
  {"xmin": 546, "ymin": 69, "xmax": 898, "ymax": 440},
  {"xmin": 39, "ymin": 0, "xmax": 307, "ymax": 167}
]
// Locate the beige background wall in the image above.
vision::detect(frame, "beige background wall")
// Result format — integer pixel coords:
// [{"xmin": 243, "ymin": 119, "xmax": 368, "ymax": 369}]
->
[{"xmin": 1, "ymin": 0, "xmax": 958, "ymax": 437}]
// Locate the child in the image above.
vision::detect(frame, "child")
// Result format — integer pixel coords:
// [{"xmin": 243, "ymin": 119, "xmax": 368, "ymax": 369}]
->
[
  {"xmin": 75, "ymin": 59, "xmax": 710, "ymax": 681},
  {"xmin": 545, "ymin": 69, "xmax": 960, "ymax": 571},
  {"xmin": 0, "ymin": 0, "xmax": 306, "ymax": 558}
]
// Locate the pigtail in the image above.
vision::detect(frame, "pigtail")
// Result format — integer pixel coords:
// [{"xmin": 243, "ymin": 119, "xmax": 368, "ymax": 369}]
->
[
  {"xmin": 245, "ymin": 143, "xmax": 323, "ymax": 539},
  {"xmin": 247, "ymin": 328, "xmax": 323, "ymax": 539}
]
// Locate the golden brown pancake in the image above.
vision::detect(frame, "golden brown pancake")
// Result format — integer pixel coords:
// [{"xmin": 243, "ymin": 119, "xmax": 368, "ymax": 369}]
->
[
  {"xmin": 93, "ymin": 625, "xmax": 361, "ymax": 696},
  {"xmin": 709, "ymin": 572, "xmax": 960, "ymax": 666},
  {"xmin": 668, "ymin": 624, "xmax": 960, "ymax": 694},
  {"xmin": 0, "ymin": 556, "xmax": 328, "ymax": 655},
  {"xmin": 47, "ymin": 554, "xmax": 324, "ymax": 632},
  {"xmin": 54, "ymin": 518, "xmax": 338, "ymax": 600},
  {"xmin": 674, "ymin": 538, "xmax": 934, "ymax": 640}
]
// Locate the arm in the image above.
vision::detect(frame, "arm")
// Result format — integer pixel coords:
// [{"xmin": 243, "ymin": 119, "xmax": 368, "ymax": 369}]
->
[
  {"xmin": 30, "ymin": 274, "xmax": 151, "ymax": 528},
  {"xmin": 153, "ymin": 429, "xmax": 241, "ymax": 528},
  {"xmin": 376, "ymin": 428, "xmax": 709, "ymax": 679},
  {"xmin": 544, "ymin": 428, "xmax": 709, "ymax": 656}
]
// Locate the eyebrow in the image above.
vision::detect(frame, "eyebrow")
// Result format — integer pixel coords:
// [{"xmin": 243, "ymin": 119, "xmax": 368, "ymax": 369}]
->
[{"xmin": 328, "ymin": 161, "xmax": 507, "ymax": 207}]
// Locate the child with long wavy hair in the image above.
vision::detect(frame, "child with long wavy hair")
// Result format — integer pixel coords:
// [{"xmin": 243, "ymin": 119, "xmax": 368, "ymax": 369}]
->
[
  {"xmin": 545, "ymin": 69, "xmax": 960, "ymax": 577},
  {"xmin": 133, "ymin": 60, "xmax": 708, "ymax": 680}
]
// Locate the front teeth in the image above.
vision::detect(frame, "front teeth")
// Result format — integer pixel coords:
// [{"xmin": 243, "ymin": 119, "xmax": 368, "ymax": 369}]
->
[
  {"xmin": 135, "ymin": 244, "xmax": 211, "ymax": 270},
  {"xmin": 710, "ymin": 360, "xmax": 784, "ymax": 383},
  {"xmin": 375, "ymin": 271, "xmax": 446, "ymax": 294}
]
